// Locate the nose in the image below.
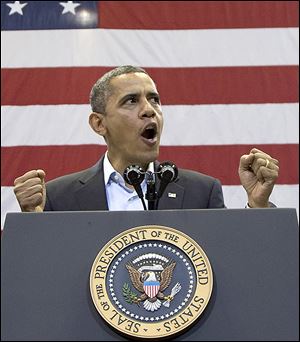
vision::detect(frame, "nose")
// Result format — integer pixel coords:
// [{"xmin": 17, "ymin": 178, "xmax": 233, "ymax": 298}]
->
[
  {"xmin": 139, "ymin": 99, "xmax": 156, "ymax": 118},
  {"xmin": 142, "ymin": 109, "xmax": 155, "ymax": 118}
]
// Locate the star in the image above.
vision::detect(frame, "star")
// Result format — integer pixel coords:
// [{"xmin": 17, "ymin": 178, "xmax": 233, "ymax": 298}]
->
[
  {"xmin": 6, "ymin": 1, "xmax": 28, "ymax": 16},
  {"xmin": 59, "ymin": 1, "xmax": 81, "ymax": 15}
]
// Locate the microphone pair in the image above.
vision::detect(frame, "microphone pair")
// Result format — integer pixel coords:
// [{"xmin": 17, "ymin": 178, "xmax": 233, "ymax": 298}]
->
[{"xmin": 123, "ymin": 162, "xmax": 178, "ymax": 210}]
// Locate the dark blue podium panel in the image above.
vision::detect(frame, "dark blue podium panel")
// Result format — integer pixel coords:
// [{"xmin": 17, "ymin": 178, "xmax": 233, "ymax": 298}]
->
[{"xmin": 1, "ymin": 208, "xmax": 299, "ymax": 341}]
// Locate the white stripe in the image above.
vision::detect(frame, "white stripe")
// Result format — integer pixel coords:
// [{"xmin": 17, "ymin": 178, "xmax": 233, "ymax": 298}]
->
[
  {"xmin": 2, "ymin": 185, "xmax": 298, "ymax": 229},
  {"xmin": 1, "ymin": 28, "xmax": 298, "ymax": 68},
  {"xmin": 1, "ymin": 187, "xmax": 21, "ymax": 229},
  {"xmin": 162, "ymin": 103, "xmax": 299, "ymax": 146},
  {"xmin": 222, "ymin": 184, "xmax": 299, "ymax": 218},
  {"xmin": 1, "ymin": 103, "xmax": 298, "ymax": 146},
  {"xmin": 1, "ymin": 104, "xmax": 100, "ymax": 146}
]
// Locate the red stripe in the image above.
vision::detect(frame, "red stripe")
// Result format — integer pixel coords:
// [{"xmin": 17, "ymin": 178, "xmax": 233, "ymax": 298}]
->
[
  {"xmin": 99, "ymin": 1, "xmax": 299, "ymax": 29},
  {"xmin": 2, "ymin": 66, "xmax": 298, "ymax": 105},
  {"xmin": 1, "ymin": 144, "xmax": 298, "ymax": 186}
]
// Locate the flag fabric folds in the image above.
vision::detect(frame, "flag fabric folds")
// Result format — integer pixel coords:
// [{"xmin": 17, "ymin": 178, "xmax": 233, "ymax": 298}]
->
[{"xmin": 1, "ymin": 1, "xmax": 299, "ymax": 227}]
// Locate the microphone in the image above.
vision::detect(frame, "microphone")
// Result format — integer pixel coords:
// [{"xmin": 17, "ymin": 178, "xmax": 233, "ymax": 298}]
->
[
  {"xmin": 145, "ymin": 171, "xmax": 157, "ymax": 210},
  {"xmin": 123, "ymin": 165, "xmax": 147, "ymax": 210},
  {"xmin": 157, "ymin": 161, "xmax": 178, "ymax": 200},
  {"xmin": 123, "ymin": 161, "xmax": 178, "ymax": 210}
]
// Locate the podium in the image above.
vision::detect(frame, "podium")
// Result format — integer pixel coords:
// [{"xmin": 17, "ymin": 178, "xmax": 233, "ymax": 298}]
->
[{"xmin": 1, "ymin": 208, "xmax": 299, "ymax": 341}]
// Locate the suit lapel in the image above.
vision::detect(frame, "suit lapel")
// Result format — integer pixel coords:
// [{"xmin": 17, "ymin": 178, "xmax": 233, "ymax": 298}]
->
[
  {"xmin": 157, "ymin": 181, "xmax": 185, "ymax": 209},
  {"xmin": 154, "ymin": 161, "xmax": 185, "ymax": 209},
  {"xmin": 74, "ymin": 158, "xmax": 108, "ymax": 210}
]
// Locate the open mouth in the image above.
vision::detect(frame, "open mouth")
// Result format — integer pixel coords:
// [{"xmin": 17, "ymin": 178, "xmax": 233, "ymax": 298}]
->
[{"xmin": 141, "ymin": 124, "xmax": 158, "ymax": 141}]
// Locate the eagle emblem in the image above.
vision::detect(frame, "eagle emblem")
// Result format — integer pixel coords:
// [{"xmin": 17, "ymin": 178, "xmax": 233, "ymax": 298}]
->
[{"xmin": 123, "ymin": 253, "xmax": 181, "ymax": 311}]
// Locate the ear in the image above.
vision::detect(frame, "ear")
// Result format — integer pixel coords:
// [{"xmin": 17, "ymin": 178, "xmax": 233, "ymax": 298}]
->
[{"xmin": 89, "ymin": 112, "xmax": 106, "ymax": 137}]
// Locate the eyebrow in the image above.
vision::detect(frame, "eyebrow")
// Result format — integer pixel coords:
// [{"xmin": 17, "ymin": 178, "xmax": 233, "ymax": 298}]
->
[
  {"xmin": 118, "ymin": 91, "xmax": 160, "ymax": 104},
  {"xmin": 148, "ymin": 91, "xmax": 161, "ymax": 100},
  {"xmin": 118, "ymin": 93, "xmax": 138, "ymax": 104}
]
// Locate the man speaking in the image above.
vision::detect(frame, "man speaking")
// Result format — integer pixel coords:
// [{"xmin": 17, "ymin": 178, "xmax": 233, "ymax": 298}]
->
[{"xmin": 13, "ymin": 66, "xmax": 279, "ymax": 212}]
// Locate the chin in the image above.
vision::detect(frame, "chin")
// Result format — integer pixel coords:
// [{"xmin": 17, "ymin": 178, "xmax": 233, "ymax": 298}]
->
[{"xmin": 137, "ymin": 150, "xmax": 159, "ymax": 166}]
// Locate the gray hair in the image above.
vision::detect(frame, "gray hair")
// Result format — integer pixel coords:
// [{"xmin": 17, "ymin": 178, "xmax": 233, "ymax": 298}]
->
[{"xmin": 89, "ymin": 65, "xmax": 149, "ymax": 114}]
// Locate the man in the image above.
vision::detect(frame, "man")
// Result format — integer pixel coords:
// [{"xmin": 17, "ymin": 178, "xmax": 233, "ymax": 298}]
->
[{"xmin": 13, "ymin": 66, "xmax": 279, "ymax": 212}]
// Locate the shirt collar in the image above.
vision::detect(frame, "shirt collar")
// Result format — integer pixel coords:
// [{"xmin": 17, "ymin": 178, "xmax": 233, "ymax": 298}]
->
[{"xmin": 103, "ymin": 151, "xmax": 154, "ymax": 186}]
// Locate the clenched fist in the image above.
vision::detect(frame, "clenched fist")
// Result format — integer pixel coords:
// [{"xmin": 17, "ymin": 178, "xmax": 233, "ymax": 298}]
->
[
  {"xmin": 239, "ymin": 148, "xmax": 279, "ymax": 208},
  {"xmin": 14, "ymin": 169, "xmax": 46, "ymax": 212}
]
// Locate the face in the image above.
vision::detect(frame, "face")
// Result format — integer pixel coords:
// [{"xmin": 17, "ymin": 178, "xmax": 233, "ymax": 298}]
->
[{"xmin": 98, "ymin": 72, "xmax": 163, "ymax": 173}]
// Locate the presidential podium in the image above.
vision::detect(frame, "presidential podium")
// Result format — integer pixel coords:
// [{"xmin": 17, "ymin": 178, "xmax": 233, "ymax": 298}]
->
[{"xmin": 1, "ymin": 208, "xmax": 299, "ymax": 341}]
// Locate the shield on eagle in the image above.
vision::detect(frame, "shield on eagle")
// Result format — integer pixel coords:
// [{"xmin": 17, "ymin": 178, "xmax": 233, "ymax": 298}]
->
[{"xmin": 143, "ymin": 280, "xmax": 160, "ymax": 298}]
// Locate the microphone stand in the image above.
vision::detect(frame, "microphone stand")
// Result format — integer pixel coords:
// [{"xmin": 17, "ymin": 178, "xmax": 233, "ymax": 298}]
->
[{"xmin": 145, "ymin": 171, "xmax": 157, "ymax": 210}]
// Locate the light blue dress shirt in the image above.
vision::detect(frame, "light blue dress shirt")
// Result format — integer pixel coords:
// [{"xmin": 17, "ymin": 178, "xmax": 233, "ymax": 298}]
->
[{"xmin": 103, "ymin": 152, "xmax": 154, "ymax": 211}]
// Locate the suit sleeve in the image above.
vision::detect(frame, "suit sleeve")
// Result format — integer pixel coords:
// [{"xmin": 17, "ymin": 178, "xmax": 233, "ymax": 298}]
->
[
  {"xmin": 207, "ymin": 179, "xmax": 226, "ymax": 208},
  {"xmin": 44, "ymin": 190, "xmax": 53, "ymax": 211}
]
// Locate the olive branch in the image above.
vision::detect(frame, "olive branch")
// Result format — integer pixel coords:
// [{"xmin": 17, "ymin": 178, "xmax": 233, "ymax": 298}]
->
[{"xmin": 122, "ymin": 283, "xmax": 138, "ymax": 304}]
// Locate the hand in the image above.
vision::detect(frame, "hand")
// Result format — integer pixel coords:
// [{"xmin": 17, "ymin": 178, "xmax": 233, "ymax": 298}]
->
[
  {"xmin": 14, "ymin": 170, "xmax": 46, "ymax": 212},
  {"xmin": 238, "ymin": 148, "xmax": 279, "ymax": 208}
]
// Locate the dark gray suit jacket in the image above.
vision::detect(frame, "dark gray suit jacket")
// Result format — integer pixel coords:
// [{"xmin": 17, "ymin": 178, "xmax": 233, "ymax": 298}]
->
[{"xmin": 44, "ymin": 157, "xmax": 225, "ymax": 211}]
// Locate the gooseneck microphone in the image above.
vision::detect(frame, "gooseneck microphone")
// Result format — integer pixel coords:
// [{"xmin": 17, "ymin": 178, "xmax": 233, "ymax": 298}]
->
[
  {"xmin": 157, "ymin": 162, "xmax": 178, "ymax": 198},
  {"xmin": 145, "ymin": 171, "xmax": 157, "ymax": 210},
  {"xmin": 123, "ymin": 165, "xmax": 147, "ymax": 210},
  {"xmin": 155, "ymin": 162, "xmax": 178, "ymax": 209},
  {"xmin": 123, "ymin": 161, "xmax": 178, "ymax": 210}
]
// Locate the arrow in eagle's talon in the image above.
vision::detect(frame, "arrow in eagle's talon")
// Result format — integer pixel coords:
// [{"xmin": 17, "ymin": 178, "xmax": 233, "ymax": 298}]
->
[{"xmin": 162, "ymin": 283, "xmax": 182, "ymax": 307}]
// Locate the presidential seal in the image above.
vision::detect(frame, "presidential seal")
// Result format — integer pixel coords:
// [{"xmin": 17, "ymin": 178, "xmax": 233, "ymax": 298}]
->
[{"xmin": 90, "ymin": 225, "xmax": 213, "ymax": 339}]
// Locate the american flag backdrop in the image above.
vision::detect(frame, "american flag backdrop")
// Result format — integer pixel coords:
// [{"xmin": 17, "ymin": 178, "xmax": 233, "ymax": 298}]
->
[{"xmin": 1, "ymin": 1, "xmax": 299, "ymax": 228}]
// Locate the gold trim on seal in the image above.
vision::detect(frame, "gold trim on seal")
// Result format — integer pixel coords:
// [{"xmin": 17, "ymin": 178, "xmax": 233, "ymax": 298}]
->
[{"xmin": 90, "ymin": 225, "xmax": 213, "ymax": 339}]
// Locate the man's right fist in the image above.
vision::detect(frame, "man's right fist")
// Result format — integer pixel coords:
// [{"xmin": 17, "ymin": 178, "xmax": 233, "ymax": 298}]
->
[{"xmin": 13, "ymin": 169, "xmax": 46, "ymax": 212}]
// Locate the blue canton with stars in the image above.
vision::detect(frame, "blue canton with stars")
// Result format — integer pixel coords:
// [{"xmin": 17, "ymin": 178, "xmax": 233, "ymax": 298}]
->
[{"xmin": 1, "ymin": 1, "xmax": 98, "ymax": 30}]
